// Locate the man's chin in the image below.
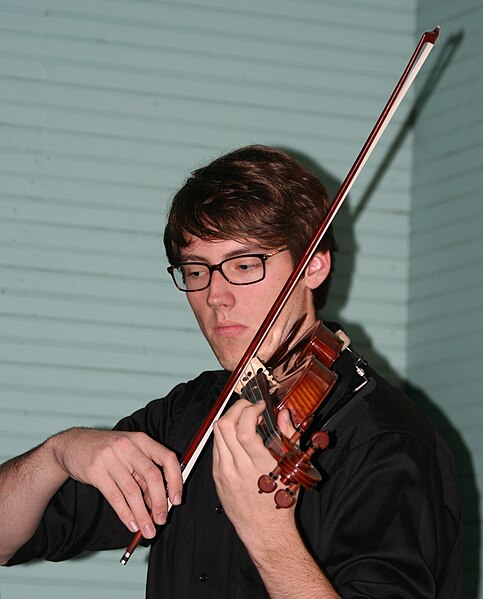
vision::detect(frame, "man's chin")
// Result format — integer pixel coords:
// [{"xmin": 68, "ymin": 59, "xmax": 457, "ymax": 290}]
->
[
  {"xmin": 213, "ymin": 341, "xmax": 277, "ymax": 372},
  {"xmin": 212, "ymin": 346, "xmax": 247, "ymax": 372},
  {"xmin": 216, "ymin": 355, "xmax": 242, "ymax": 372}
]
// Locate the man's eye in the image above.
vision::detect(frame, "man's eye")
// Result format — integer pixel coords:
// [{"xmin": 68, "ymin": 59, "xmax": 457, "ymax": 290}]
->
[
  {"xmin": 235, "ymin": 259, "xmax": 260, "ymax": 272},
  {"xmin": 186, "ymin": 269, "xmax": 205, "ymax": 279},
  {"xmin": 181, "ymin": 267, "xmax": 207, "ymax": 281}
]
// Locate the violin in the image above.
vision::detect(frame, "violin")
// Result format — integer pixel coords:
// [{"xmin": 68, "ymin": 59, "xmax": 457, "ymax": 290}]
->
[
  {"xmin": 237, "ymin": 316, "xmax": 346, "ymax": 508},
  {"xmin": 120, "ymin": 26, "xmax": 440, "ymax": 565}
]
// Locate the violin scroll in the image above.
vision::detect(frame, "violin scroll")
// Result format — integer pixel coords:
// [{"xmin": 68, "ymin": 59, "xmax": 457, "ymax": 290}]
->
[{"xmin": 258, "ymin": 429, "xmax": 331, "ymax": 508}]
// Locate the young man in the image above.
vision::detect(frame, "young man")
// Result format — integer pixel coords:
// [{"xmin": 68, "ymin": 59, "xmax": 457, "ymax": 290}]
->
[{"xmin": 0, "ymin": 146, "xmax": 462, "ymax": 598}]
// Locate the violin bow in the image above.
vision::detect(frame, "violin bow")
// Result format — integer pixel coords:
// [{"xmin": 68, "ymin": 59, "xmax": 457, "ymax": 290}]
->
[{"xmin": 120, "ymin": 26, "xmax": 440, "ymax": 565}]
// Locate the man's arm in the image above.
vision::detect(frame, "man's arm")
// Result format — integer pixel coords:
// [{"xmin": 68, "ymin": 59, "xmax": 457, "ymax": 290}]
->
[
  {"xmin": 0, "ymin": 439, "xmax": 68, "ymax": 565},
  {"xmin": 0, "ymin": 427, "xmax": 183, "ymax": 566},
  {"xmin": 212, "ymin": 400, "xmax": 341, "ymax": 599}
]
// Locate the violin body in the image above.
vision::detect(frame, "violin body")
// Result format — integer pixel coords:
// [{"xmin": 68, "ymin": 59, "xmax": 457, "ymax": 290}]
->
[
  {"xmin": 239, "ymin": 320, "xmax": 344, "ymax": 507},
  {"xmin": 271, "ymin": 320, "xmax": 343, "ymax": 430}
]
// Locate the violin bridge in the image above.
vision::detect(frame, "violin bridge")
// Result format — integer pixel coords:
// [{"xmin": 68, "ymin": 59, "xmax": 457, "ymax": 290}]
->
[{"xmin": 234, "ymin": 357, "xmax": 278, "ymax": 395}]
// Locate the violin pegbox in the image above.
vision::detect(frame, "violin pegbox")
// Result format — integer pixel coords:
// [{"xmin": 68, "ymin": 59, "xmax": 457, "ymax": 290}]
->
[{"xmin": 257, "ymin": 427, "xmax": 330, "ymax": 508}]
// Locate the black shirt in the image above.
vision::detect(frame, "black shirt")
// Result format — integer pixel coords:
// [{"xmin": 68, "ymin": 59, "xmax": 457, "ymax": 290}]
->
[{"xmin": 6, "ymin": 351, "xmax": 462, "ymax": 598}]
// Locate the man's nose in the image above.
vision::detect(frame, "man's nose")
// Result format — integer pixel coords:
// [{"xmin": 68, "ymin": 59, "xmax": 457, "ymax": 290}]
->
[{"xmin": 206, "ymin": 269, "xmax": 235, "ymax": 307}]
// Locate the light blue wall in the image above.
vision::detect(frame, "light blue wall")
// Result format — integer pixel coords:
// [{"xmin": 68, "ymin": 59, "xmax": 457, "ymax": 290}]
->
[
  {"xmin": 0, "ymin": 0, "xmax": 480, "ymax": 597},
  {"xmin": 410, "ymin": 2, "xmax": 483, "ymax": 597}
]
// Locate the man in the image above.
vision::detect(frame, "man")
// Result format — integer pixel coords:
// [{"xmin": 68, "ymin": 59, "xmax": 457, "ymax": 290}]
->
[{"xmin": 0, "ymin": 146, "xmax": 462, "ymax": 597}]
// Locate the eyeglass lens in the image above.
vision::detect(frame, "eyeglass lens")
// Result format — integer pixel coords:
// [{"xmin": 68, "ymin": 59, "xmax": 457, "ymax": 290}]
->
[{"xmin": 175, "ymin": 255, "xmax": 265, "ymax": 291}]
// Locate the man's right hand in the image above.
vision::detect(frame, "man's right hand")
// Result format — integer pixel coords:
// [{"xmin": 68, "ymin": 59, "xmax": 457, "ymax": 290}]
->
[
  {"xmin": 51, "ymin": 428, "xmax": 183, "ymax": 538},
  {"xmin": 0, "ymin": 428, "xmax": 182, "ymax": 565}
]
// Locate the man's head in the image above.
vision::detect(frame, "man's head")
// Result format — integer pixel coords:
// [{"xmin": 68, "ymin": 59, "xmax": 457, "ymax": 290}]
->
[{"xmin": 164, "ymin": 145, "xmax": 337, "ymax": 310}]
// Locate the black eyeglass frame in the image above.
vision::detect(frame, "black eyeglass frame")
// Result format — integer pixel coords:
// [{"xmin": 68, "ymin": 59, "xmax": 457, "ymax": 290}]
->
[{"xmin": 167, "ymin": 247, "xmax": 289, "ymax": 292}]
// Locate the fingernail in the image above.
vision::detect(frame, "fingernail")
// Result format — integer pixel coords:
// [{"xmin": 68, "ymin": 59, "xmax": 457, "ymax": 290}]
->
[
  {"xmin": 155, "ymin": 512, "xmax": 167, "ymax": 525},
  {"xmin": 129, "ymin": 521, "xmax": 139, "ymax": 532},
  {"xmin": 143, "ymin": 523, "xmax": 156, "ymax": 538},
  {"xmin": 173, "ymin": 492, "xmax": 182, "ymax": 505}
]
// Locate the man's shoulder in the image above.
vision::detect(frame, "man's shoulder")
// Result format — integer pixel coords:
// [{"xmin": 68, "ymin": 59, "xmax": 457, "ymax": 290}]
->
[
  {"xmin": 321, "ymin": 322, "xmax": 437, "ymax": 446},
  {"xmin": 335, "ymin": 365, "xmax": 445, "ymax": 460}
]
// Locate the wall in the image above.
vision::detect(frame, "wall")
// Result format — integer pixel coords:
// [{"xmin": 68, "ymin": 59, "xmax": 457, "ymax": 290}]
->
[
  {"xmin": 1, "ymin": 0, "xmax": 478, "ymax": 597},
  {"xmin": 410, "ymin": 2, "xmax": 483, "ymax": 596}
]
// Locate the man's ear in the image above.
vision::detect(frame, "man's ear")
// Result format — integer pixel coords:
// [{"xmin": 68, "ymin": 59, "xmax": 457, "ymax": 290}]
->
[{"xmin": 304, "ymin": 251, "xmax": 331, "ymax": 290}]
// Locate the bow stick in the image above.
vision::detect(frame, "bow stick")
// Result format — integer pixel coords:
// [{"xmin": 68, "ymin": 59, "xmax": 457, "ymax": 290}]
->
[{"xmin": 120, "ymin": 26, "xmax": 440, "ymax": 565}]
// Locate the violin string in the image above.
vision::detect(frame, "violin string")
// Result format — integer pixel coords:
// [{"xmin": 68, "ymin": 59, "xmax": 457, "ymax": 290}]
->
[{"xmin": 243, "ymin": 359, "xmax": 283, "ymax": 454}]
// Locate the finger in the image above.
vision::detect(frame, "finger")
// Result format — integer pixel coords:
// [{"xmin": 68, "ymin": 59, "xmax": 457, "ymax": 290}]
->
[
  {"xmin": 97, "ymin": 471, "xmax": 154, "ymax": 537},
  {"xmin": 132, "ymin": 472, "xmax": 152, "ymax": 510},
  {"xmin": 119, "ymin": 433, "xmax": 182, "ymax": 525},
  {"xmin": 277, "ymin": 408, "xmax": 296, "ymax": 439},
  {"xmin": 154, "ymin": 448, "xmax": 183, "ymax": 507},
  {"xmin": 213, "ymin": 419, "xmax": 235, "ymax": 467},
  {"xmin": 216, "ymin": 401, "xmax": 271, "ymax": 465},
  {"xmin": 117, "ymin": 464, "xmax": 163, "ymax": 536},
  {"xmin": 141, "ymin": 440, "xmax": 183, "ymax": 518},
  {"xmin": 96, "ymin": 435, "xmax": 168, "ymax": 532},
  {"xmin": 219, "ymin": 398, "xmax": 254, "ymax": 423},
  {"xmin": 125, "ymin": 451, "xmax": 170, "ymax": 526},
  {"xmin": 132, "ymin": 471, "xmax": 147, "ymax": 492},
  {"xmin": 233, "ymin": 401, "xmax": 268, "ymax": 452},
  {"xmin": 213, "ymin": 399, "xmax": 253, "ymax": 463},
  {"xmin": 212, "ymin": 433, "xmax": 224, "ymax": 483}
]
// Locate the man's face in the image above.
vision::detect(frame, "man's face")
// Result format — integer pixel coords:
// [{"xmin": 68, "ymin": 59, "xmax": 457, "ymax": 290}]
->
[{"xmin": 180, "ymin": 237, "xmax": 328, "ymax": 371}]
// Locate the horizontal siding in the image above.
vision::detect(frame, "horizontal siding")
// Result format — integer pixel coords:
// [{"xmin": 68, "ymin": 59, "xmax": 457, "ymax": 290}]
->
[
  {"xmin": 2, "ymin": 552, "xmax": 149, "ymax": 598},
  {"xmin": 0, "ymin": 0, "xmax": 418, "ymax": 597},
  {"xmin": 410, "ymin": 2, "xmax": 483, "ymax": 597}
]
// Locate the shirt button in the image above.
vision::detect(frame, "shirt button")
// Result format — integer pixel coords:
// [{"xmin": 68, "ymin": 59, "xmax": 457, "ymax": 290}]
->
[
  {"xmin": 199, "ymin": 573, "xmax": 208, "ymax": 582},
  {"xmin": 215, "ymin": 505, "xmax": 224, "ymax": 513}
]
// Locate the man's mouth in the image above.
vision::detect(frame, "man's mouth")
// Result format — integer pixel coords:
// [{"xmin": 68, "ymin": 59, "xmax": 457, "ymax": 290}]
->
[{"xmin": 214, "ymin": 322, "xmax": 248, "ymax": 337}]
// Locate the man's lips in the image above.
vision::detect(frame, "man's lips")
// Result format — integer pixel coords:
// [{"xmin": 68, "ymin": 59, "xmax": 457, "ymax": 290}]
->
[{"xmin": 214, "ymin": 322, "xmax": 248, "ymax": 337}]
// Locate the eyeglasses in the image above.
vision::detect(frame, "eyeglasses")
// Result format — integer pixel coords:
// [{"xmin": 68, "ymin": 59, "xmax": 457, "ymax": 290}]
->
[{"xmin": 168, "ymin": 247, "xmax": 289, "ymax": 292}]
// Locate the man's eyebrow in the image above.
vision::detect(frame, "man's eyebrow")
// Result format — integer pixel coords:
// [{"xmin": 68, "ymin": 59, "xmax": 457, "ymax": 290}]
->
[{"xmin": 180, "ymin": 244, "xmax": 264, "ymax": 263}]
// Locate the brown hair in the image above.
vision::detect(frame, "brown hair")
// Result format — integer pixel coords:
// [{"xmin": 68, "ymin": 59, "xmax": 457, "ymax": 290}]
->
[{"xmin": 164, "ymin": 145, "xmax": 337, "ymax": 308}]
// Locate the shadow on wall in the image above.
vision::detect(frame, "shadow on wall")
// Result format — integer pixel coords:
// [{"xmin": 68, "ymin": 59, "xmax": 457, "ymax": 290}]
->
[
  {"xmin": 353, "ymin": 29, "xmax": 464, "ymax": 223},
  {"xmin": 404, "ymin": 382, "xmax": 479, "ymax": 599},
  {"xmin": 289, "ymin": 29, "xmax": 464, "ymax": 378},
  {"xmin": 290, "ymin": 146, "xmax": 479, "ymax": 598},
  {"xmin": 286, "ymin": 28, "xmax": 477, "ymax": 596}
]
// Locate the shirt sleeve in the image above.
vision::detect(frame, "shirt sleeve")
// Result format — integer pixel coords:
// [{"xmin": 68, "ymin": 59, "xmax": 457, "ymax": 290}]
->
[
  {"xmin": 302, "ymin": 429, "xmax": 461, "ymax": 598},
  {"xmin": 6, "ymin": 371, "xmax": 226, "ymax": 566},
  {"xmin": 5, "ymin": 382, "xmax": 191, "ymax": 565},
  {"xmin": 6, "ymin": 475, "xmax": 132, "ymax": 564}
]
